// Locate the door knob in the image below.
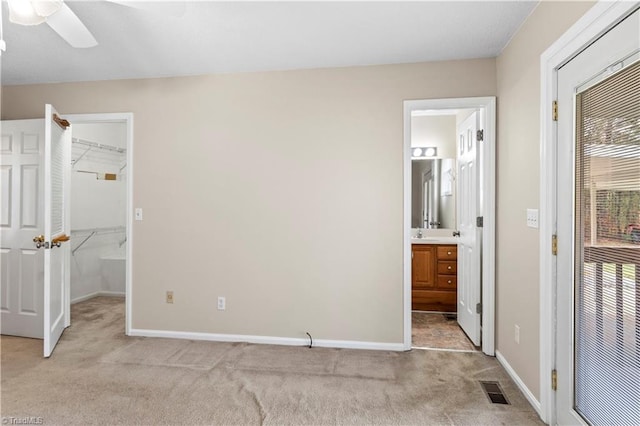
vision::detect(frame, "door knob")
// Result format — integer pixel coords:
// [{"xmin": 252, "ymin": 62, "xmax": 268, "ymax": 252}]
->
[
  {"xmin": 33, "ymin": 235, "xmax": 45, "ymax": 249},
  {"xmin": 452, "ymin": 231, "xmax": 460, "ymax": 237}
]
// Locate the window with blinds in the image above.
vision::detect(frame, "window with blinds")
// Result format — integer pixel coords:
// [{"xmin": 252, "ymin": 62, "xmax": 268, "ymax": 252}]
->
[{"xmin": 574, "ymin": 59, "xmax": 640, "ymax": 425}]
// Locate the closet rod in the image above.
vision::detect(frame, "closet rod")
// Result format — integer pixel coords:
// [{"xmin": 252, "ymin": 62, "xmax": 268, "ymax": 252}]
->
[{"xmin": 72, "ymin": 137, "xmax": 126, "ymax": 154}]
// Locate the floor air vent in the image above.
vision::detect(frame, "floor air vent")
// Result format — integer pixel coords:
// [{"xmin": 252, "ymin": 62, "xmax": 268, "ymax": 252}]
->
[{"xmin": 480, "ymin": 381, "xmax": 510, "ymax": 405}]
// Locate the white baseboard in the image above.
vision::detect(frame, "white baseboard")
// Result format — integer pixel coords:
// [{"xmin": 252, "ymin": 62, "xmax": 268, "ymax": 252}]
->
[
  {"xmin": 495, "ymin": 350, "xmax": 542, "ymax": 417},
  {"xmin": 72, "ymin": 291, "xmax": 125, "ymax": 304},
  {"xmin": 128, "ymin": 328, "xmax": 405, "ymax": 352}
]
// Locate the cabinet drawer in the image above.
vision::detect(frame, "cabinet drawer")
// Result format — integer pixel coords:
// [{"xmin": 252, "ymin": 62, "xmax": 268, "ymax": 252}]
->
[
  {"xmin": 437, "ymin": 245, "xmax": 457, "ymax": 260},
  {"xmin": 437, "ymin": 275, "xmax": 457, "ymax": 289},
  {"xmin": 437, "ymin": 261, "xmax": 457, "ymax": 275}
]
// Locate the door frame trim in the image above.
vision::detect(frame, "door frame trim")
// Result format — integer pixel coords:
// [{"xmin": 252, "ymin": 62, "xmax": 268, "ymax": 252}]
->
[
  {"xmin": 402, "ymin": 96, "xmax": 496, "ymax": 355},
  {"xmin": 63, "ymin": 112, "xmax": 134, "ymax": 335},
  {"xmin": 539, "ymin": 1, "xmax": 639, "ymax": 423}
]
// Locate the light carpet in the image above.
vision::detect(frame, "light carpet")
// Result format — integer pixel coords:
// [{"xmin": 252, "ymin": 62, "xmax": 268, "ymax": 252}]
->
[{"xmin": 1, "ymin": 297, "xmax": 542, "ymax": 425}]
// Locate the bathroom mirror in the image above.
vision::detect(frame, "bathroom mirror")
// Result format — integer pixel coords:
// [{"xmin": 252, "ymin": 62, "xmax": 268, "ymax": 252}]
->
[{"xmin": 411, "ymin": 158, "xmax": 456, "ymax": 229}]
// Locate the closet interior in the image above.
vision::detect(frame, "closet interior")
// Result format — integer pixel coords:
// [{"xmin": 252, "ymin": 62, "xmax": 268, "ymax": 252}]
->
[{"xmin": 70, "ymin": 123, "xmax": 127, "ymax": 304}]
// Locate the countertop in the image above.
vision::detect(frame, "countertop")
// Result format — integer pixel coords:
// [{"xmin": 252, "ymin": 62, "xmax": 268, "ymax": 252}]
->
[{"xmin": 411, "ymin": 236, "xmax": 460, "ymax": 245}]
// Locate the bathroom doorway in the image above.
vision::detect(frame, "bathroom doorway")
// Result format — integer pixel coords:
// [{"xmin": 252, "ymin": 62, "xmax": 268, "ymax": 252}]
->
[
  {"xmin": 65, "ymin": 113, "xmax": 133, "ymax": 334},
  {"xmin": 403, "ymin": 97, "xmax": 496, "ymax": 355}
]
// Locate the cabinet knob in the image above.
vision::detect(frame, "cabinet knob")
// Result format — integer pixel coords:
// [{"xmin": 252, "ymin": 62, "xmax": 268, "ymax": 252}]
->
[
  {"xmin": 447, "ymin": 251, "xmax": 452, "ymax": 255},
  {"xmin": 448, "ymin": 280, "xmax": 452, "ymax": 284},
  {"xmin": 448, "ymin": 266, "xmax": 452, "ymax": 270}
]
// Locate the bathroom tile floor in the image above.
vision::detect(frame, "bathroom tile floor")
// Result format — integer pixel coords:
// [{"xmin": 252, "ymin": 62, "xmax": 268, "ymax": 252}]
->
[{"xmin": 412, "ymin": 311, "xmax": 478, "ymax": 351}]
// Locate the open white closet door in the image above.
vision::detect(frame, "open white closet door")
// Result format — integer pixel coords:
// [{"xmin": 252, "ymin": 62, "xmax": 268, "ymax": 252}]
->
[
  {"xmin": 43, "ymin": 104, "xmax": 71, "ymax": 358},
  {"xmin": 456, "ymin": 111, "xmax": 481, "ymax": 346}
]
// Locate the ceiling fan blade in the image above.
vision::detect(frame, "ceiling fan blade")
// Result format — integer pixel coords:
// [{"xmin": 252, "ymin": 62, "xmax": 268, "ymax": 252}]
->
[
  {"xmin": 108, "ymin": 1, "xmax": 186, "ymax": 17},
  {"xmin": 46, "ymin": 3, "xmax": 97, "ymax": 48},
  {"xmin": 33, "ymin": 0, "xmax": 63, "ymax": 18}
]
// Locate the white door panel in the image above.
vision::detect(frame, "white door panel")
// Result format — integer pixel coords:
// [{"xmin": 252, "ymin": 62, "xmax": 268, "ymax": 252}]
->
[
  {"xmin": 556, "ymin": 8, "xmax": 640, "ymax": 425},
  {"xmin": 456, "ymin": 112, "xmax": 481, "ymax": 346},
  {"xmin": 43, "ymin": 104, "xmax": 71, "ymax": 357},
  {"xmin": 0, "ymin": 119, "xmax": 45, "ymax": 339}
]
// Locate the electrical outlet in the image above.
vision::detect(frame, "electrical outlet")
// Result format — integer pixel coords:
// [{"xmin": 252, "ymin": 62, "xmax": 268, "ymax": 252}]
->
[
  {"xmin": 217, "ymin": 296, "xmax": 226, "ymax": 311},
  {"xmin": 135, "ymin": 208, "xmax": 143, "ymax": 221},
  {"xmin": 166, "ymin": 291, "xmax": 173, "ymax": 304},
  {"xmin": 526, "ymin": 209, "xmax": 539, "ymax": 228},
  {"xmin": 515, "ymin": 324, "xmax": 520, "ymax": 344}
]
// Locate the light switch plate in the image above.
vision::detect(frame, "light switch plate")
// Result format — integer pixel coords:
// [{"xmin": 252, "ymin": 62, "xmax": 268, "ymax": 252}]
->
[
  {"xmin": 135, "ymin": 208, "xmax": 143, "ymax": 221},
  {"xmin": 526, "ymin": 209, "xmax": 539, "ymax": 228}
]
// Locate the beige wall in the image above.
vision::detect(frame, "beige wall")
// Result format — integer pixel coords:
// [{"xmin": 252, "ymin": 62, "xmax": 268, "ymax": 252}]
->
[
  {"xmin": 2, "ymin": 59, "xmax": 495, "ymax": 343},
  {"xmin": 495, "ymin": 1, "xmax": 594, "ymax": 400}
]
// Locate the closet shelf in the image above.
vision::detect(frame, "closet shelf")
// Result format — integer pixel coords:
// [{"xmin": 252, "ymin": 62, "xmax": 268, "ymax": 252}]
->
[
  {"xmin": 71, "ymin": 226, "xmax": 126, "ymax": 255},
  {"xmin": 73, "ymin": 138, "xmax": 125, "ymax": 153},
  {"xmin": 72, "ymin": 137, "xmax": 127, "ymax": 169},
  {"xmin": 71, "ymin": 226, "xmax": 125, "ymax": 234}
]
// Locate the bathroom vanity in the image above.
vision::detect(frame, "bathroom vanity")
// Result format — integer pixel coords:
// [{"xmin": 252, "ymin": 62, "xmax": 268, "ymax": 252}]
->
[{"xmin": 411, "ymin": 239, "xmax": 458, "ymax": 312}]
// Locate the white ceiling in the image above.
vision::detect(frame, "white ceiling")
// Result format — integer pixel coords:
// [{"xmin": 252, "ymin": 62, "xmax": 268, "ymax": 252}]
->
[{"xmin": 0, "ymin": 1, "xmax": 538, "ymax": 86}]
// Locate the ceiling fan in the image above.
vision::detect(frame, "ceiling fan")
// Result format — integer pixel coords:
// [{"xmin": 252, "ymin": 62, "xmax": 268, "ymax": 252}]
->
[{"xmin": 2, "ymin": 0, "xmax": 185, "ymax": 49}]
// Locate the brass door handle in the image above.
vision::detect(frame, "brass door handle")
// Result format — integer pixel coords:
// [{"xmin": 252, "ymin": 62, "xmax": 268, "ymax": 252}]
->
[
  {"xmin": 52, "ymin": 234, "xmax": 70, "ymax": 248},
  {"xmin": 52, "ymin": 234, "xmax": 70, "ymax": 243}
]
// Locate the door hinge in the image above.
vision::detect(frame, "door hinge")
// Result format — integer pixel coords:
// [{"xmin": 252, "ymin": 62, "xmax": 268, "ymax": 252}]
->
[
  {"xmin": 552, "ymin": 101, "xmax": 558, "ymax": 121},
  {"xmin": 476, "ymin": 216, "xmax": 483, "ymax": 228},
  {"xmin": 476, "ymin": 129, "xmax": 484, "ymax": 142},
  {"xmin": 552, "ymin": 234, "xmax": 558, "ymax": 256},
  {"xmin": 476, "ymin": 303, "xmax": 482, "ymax": 314},
  {"xmin": 551, "ymin": 369, "xmax": 557, "ymax": 391}
]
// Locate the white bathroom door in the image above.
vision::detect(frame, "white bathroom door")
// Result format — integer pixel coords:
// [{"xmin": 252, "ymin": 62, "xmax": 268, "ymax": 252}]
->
[
  {"xmin": 0, "ymin": 119, "xmax": 46, "ymax": 339},
  {"xmin": 456, "ymin": 112, "xmax": 481, "ymax": 346},
  {"xmin": 43, "ymin": 104, "xmax": 72, "ymax": 358}
]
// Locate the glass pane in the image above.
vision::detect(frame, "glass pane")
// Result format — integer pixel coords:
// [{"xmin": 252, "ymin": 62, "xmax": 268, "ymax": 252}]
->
[{"xmin": 574, "ymin": 60, "xmax": 640, "ymax": 425}]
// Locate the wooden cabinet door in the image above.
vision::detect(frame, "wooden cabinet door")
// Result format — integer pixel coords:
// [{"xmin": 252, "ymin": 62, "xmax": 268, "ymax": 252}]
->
[{"xmin": 411, "ymin": 245, "xmax": 435, "ymax": 289}]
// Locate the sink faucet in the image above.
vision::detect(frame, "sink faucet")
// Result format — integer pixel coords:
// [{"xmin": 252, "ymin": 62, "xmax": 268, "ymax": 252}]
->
[{"xmin": 417, "ymin": 228, "xmax": 423, "ymax": 238}]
